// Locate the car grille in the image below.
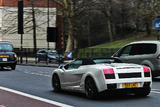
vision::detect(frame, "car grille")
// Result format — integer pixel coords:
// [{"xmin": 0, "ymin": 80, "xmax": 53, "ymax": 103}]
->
[{"xmin": 118, "ymin": 73, "xmax": 141, "ymax": 79}]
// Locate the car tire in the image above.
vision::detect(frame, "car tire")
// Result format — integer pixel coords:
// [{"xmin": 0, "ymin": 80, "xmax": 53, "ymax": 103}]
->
[
  {"xmin": 85, "ymin": 77, "xmax": 98, "ymax": 99},
  {"xmin": 11, "ymin": 65, "xmax": 16, "ymax": 70},
  {"xmin": 134, "ymin": 87, "xmax": 151, "ymax": 97},
  {"xmin": 52, "ymin": 74, "xmax": 61, "ymax": 92}
]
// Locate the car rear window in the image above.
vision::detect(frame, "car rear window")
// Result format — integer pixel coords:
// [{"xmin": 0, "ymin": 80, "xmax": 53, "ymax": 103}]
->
[{"xmin": 130, "ymin": 43, "xmax": 156, "ymax": 55}]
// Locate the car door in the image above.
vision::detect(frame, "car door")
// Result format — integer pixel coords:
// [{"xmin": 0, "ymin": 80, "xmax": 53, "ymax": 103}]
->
[
  {"xmin": 115, "ymin": 44, "xmax": 141, "ymax": 64},
  {"xmin": 61, "ymin": 60, "xmax": 83, "ymax": 87},
  {"xmin": 37, "ymin": 50, "xmax": 47, "ymax": 61},
  {"xmin": 115, "ymin": 45, "xmax": 132, "ymax": 63}
]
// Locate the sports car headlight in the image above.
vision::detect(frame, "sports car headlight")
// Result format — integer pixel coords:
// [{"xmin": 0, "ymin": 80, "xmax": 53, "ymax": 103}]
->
[
  {"xmin": 143, "ymin": 66, "xmax": 151, "ymax": 77},
  {"xmin": 103, "ymin": 68, "xmax": 115, "ymax": 79}
]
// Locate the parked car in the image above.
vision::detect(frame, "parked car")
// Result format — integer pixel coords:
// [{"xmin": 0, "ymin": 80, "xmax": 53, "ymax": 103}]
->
[
  {"xmin": 52, "ymin": 57, "xmax": 152, "ymax": 99},
  {"xmin": 36, "ymin": 49, "xmax": 64, "ymax": 63},
  {"xmin": 0, "ymin": 41, "xmax": 17, "ymax": 70},
  {"xmin": 112, "ymin": 40, "xmax": 160, "ymax": 77}
]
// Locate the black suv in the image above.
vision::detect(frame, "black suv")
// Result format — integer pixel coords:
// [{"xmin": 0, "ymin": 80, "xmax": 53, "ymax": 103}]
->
[{"xmin": 0, "ymin": 41, "xmax": 17, "ymax": 70}]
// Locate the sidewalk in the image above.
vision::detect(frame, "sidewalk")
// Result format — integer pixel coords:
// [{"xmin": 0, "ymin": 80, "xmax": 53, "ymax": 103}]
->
[
  {"xmin": 0, "ymin": 87, "xmax": 72, "ymax": 107},
  {"xmin": 0, "ymin": 90, "xmax": 59, "ymax": 107}
]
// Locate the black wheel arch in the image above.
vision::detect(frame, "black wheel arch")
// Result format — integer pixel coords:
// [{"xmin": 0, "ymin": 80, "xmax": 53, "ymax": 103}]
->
[{"xmin": 84, "ymin": 76, "xmax": 98, "ymax": 90}]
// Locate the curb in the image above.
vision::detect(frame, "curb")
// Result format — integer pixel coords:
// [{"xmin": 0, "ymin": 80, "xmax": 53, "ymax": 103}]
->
[
  {"xmin": 17, "ymin": 60, "xmax": 72, "ymax": 68},
  {"xmin": 17, "ymin": 63, "xmax": 59, "ymax": 68}
]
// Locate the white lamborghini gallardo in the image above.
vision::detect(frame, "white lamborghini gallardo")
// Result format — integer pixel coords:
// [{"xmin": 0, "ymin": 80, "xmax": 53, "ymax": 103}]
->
[{"xmin": 52, "ymin": 57, "xmax": 152, "ymax": 98}]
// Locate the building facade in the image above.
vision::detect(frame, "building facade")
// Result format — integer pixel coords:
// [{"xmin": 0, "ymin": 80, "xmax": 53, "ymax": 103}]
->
[{"xmin": 0, "ymin": 0, "xmax": 62, "ymax": 49}]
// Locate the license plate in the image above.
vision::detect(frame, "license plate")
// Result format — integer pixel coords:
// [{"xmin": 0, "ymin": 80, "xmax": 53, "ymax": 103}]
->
[
  {"xmin": 2, "ymin": 58, "xmax": 8, "ymax": 61},
  {"xmin": 0, "ymin": 55, "xmax": 9, "ymax": 58},
  {"xmin": 122, "ymin": 83, "xmax": 138, "ymax": 88}
]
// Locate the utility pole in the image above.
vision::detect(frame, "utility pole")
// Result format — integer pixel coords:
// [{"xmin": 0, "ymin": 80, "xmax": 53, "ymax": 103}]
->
[
  {"xmin": 31, "ymin": 0, "xmax": 37, "ymax": 63},
  {"xmin": 18, "ymin": 0, "xmax": 24, "ymax": 64}
]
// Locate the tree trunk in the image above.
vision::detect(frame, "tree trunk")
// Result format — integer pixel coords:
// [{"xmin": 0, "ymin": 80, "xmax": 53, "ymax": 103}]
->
[
  {"xmin": 73, "ymin": 38, "xmax": 78, "ymax": 58},
  {"xmin": 65, "ymin": 0, "xmax": 74, "ymax": 52},
  {"xmin": 65, "ymin": 18, "xmax": 73, "ymax": 52},
  {"xmin": 135, "ymin": 22, "xmax": 139, "ymax": 33},
  {"xmin": 87, "ymin": 20, "xmax": 91, "ymax": 46},
  {"xmin": 105, "ymin": 6, "xmax": 113, "ymax": 42},
  {"xmin": 74, "ymin": 38, "xmax": 78, "ymax": 49},
  {"xmin": 146, "ymin": 22, "xmax": 151, "ymax": 35},
  {"xmin": 65, "ymin": 33, "xmax": 73, "ymax": 52},
  {"xmin": 31, "ymin": 0, "xmax": 37, "ymax": 55},
  {"xmin": 107, "ymin": 19, "xmax": 113, "ymax": 42}
]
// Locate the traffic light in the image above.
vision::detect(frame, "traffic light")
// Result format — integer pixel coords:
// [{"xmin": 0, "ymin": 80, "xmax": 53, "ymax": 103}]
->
[
  {"xmin": 47, "ymin": 27, "xmax": 58, "ymax": 42},
  {"xmin": 18, "ymin": 0, "xmax": 24, "ymax": 34}
]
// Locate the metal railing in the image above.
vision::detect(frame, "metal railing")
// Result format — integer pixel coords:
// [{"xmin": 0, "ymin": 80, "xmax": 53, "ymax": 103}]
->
[
  {"xmin": 15, "ymin": 48, "xmax": 119, "ymax": 65},
  {"xmin": 76, "ymin": 48, "xmax": 119, "ymax": 58}
]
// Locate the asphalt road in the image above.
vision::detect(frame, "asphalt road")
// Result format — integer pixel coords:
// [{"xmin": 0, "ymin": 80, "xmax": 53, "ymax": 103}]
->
[{"xmin": 0, "ymin": 65, "xmax": 160, "ymax": 107}]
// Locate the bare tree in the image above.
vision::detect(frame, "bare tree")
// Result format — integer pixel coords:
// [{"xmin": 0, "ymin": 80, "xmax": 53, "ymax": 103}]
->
[
  {"xmin": 30, "ymin": 0, "xmax": 37, "ymax": 55},
  {"xmin": 54, "ymin": 0, "xmax": 78, "ymax": 52},
  {"xmin": 95, "ymin": 0, "xmax": 114, "ymax": 42}
]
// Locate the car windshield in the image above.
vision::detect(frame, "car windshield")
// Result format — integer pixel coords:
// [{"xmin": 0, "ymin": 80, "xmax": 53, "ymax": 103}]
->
[
  {"xmin": 48, "ymin": 52, "xmax": 57, "ymax": 55},
  {"xmin": 0, "ymin": 43, "xmax": 13, "ymax": 52},
  {"xmin": 48, "ymin": 50, "xmax": 57, "ymax": 54},
  {"xmin": 93, "ymin": 58, "xmax": 121, "ymax": 64}
]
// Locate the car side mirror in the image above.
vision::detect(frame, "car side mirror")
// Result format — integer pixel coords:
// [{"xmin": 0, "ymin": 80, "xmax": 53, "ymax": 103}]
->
[
  {"xmin": 59, "ymin": 65, "xmax": 64, "ymax": 69},
  {"xmin": 112, "ymin": 53, "xmax": 118, "ymax": 57}
]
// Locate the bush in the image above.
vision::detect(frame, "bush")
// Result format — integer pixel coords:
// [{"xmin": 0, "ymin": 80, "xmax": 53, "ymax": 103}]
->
[{"xmin": 116, "ymin": 23, "xmax": 136, "ymax": 35}]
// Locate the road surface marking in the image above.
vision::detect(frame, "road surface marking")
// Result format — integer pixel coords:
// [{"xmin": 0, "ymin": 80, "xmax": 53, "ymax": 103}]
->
[
  {"xmin": 151, "ymin": 88, "xmax": 160, "ymax": 94},
  {"xmin": 0, "ymin": 86, "xmax": 73, "ymax": 107},
  {"xmin": 24, "ymin": 71, "xmax": 51, "ymax": 77},
  {"xmin": 152, "ymin": 89, "xmax": 160, "ymax": 91},
  {"xmin": 151, "ymin": 91, "xmax": 160, "ymax": 94},
  {"xmin": 0, "ymin": 105, "xmax": 6, "ymax": 107}
]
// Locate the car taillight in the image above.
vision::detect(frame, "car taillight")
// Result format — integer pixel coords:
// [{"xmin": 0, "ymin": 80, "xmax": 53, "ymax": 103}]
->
[
  {"xmin": 157, "ymin": 54, "xmax": 160, "ymax": 60},
  {"xmin": 143, "ymin": 66, "xmax": 151, "ymax": 77},
  {"xmin": 14, "ymin": 54, "xmax": 17, "ymax": 60},
  {"xmin": 103, "ymin": 68, "xmax": 115, "ymax": 79}
]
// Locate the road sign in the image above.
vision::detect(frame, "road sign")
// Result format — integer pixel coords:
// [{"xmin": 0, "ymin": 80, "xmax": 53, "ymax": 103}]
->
[
  {"xmin": 154, "ymin": 18, "xmax": 160, "ymax": 30},
  {"xmin": 66, "ymin": 52, "xmax": 73, "ymax": 59}
]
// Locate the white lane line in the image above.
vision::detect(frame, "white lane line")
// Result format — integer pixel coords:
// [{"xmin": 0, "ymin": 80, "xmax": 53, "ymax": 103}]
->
[
  {"xmin": 0, "ymin": 86, "xmax": 73, "ymax": 107},
  {"xmin": 151, "ymin": 89, "xmax": 160, "ymax": 94},
  {"xmin": 24, "ymin": 71, "xmax": 51, "ymax": 77},
  {"xmin": 151, "ymin": 91, "xmax": 160, "ymax": 94},
  {"xmin": 152, "ymin": 89, "xmax": 160, "ymax": 91}
]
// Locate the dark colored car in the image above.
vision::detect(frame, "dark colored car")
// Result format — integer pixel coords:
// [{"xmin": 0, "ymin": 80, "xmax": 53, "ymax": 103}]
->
[
  {"xmin": 36, "ymin": 49, "xmax": 64, "ymax": 63},
  {"xmin": 0, "ymin": 41, "xmax": 17, "ymax": 70}
]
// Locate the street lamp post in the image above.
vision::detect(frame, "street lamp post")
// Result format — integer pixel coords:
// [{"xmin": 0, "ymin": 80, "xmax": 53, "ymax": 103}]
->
[{"xmin": 18, "ymin": 0, "xmax": 24, "ymax": 64}]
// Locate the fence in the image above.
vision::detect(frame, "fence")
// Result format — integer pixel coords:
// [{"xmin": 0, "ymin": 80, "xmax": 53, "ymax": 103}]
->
[
  {"xmin": 14, "ymin": 48, "xmax": 120, "ymax": 64},
  {"xmin": 15, "ymin": 48, "xmax": 37, "ymax": 64},
  {"xmin": 76, "ymin": 48, "xmax": 120, "ymax": 58}
]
